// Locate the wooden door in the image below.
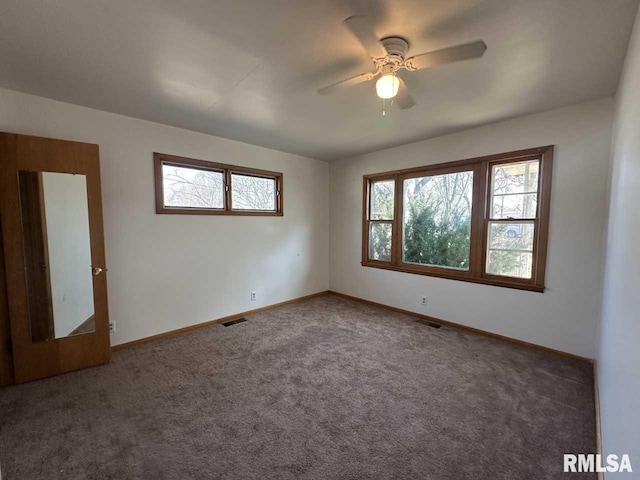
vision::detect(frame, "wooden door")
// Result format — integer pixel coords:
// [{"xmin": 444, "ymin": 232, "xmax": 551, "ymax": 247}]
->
[{"xmin": 0, "ymin": 133, "xmax": 110, "ymax": 383}]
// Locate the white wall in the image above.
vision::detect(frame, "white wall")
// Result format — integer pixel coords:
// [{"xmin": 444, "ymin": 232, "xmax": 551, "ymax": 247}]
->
[
  {"xmin": 597, "ymin": 4, "xmax": 640, "ymax": 472},
  {"xmin": 330, "ymin": 98, "xmax": 614, "ymax": 358},
  {"xmin": 41, "ymin": 172, "xmax": 94, "ymax": 337},
  {"xmin": 0, "ymin": 87, "xmax": 330, "ymax": 346},
  {"xmin": 0, "ymin": 87, "xmax": 617, "ymax": 358}
]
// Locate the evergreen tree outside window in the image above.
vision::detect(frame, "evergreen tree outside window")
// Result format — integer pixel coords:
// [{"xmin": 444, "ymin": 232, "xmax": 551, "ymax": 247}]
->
[
  {"xmin": 361, "ymin": 146, "xmax": 553, "ymax": 292},
  {"xmin": 403, "ymin": 171, "xmax": 473, "ymax": 270}
]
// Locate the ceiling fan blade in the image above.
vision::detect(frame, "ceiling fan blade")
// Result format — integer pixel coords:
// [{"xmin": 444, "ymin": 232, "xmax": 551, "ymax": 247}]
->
[
  {"xmin": 406, "ymin": 40, "xmax": 487, "ymax": 71},
  {"xmin": 343, "ymin": 16, "xmax": 388, "ymax": 58},
  {"xmin": 317, "ymin": 71, "xmax": 376, "ymax": 95},
  {"xmin": 394, "ymin": 77, "xmax": 415, "ymax": 109}
]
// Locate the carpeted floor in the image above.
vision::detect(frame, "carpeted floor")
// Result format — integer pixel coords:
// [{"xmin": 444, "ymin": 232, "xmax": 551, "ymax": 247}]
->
[{"xmin": 0, "ymin": 294, "xmax": 596, "ymax": 479}]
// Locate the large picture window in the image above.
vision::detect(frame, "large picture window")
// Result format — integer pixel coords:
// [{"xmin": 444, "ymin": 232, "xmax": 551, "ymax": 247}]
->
[
  {"xmin": 362, "ymin": 146, "xmax": 553, "ymax": 292},
  {"xmin": 154, "ymin": 153, "xmax": 283, "ymax": 216},
  {"xmin": 403, "ymin": 170, "xmax": 473, "ymax": 270}
]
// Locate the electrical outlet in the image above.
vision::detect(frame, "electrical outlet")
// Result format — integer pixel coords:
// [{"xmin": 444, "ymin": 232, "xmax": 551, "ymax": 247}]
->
[
  {"xmin": 250, "ymin": 291, "xmax": 257, "ymax": 301},
  {"xmin": 109, "ymin": 321, "xmax": 116, "ymax": 333},
  {"xmin": 421, "ymin": 296, "xmax": 428, "ymax": 306}
]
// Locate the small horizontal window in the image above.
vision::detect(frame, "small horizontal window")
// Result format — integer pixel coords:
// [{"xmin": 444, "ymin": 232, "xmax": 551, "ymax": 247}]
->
[{"xmin": 154, "ymin": 153, "xmax": 282, "ymax": 216}]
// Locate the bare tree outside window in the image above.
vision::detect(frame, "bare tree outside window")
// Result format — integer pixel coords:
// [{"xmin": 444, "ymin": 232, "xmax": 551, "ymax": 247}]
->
[
  {"xmin": 487, "ymin": 160, "xmax": 540, "ymax": 278},
  {"xmin": 368, "ymin": 180, "xmax": 394, "ymax": 261},
  {"xmin": 231, "ymin": 174, "xmax": 276, "ymax": 211},
  {"xmin": 162, "ymin": 164, "xmax": 224, "ymax": 209},
  {"xmin": 491, "ymin": 161, "xmax": 539, "ymax": 219},
  {"xmin": 155, "ymin": 153, "xmax": 283, "ymax": 216}
]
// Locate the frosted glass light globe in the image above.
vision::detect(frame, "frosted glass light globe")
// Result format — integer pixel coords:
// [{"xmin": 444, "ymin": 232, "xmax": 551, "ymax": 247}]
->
[{"xmin": 376, "ymin": 73, "xmax": 400, "ymax": 99}]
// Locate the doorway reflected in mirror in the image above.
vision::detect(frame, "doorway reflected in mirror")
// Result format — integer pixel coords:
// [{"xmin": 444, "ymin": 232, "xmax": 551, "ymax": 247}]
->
[{"xmin": 18, "ymin": 171, "xmax": 96, "ymax": 342}]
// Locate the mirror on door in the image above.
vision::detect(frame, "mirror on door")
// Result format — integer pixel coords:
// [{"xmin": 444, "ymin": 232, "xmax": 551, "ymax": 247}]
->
[{"xmin": 18, "ymin": 171, "xmax": 96, "ymax": 342}]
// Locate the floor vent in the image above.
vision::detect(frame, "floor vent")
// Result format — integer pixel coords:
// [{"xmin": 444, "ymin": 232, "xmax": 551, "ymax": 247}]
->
[
  {"xmin": 416, "ymin": 319, "xmax": 442, "ymax": 329},
  {"xmin": 222, "ymin": 318, "xmax": 248, "ymax": 327}
]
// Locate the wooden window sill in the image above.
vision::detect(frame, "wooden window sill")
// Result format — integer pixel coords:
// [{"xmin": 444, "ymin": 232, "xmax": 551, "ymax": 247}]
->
[
  {"xmin": 157, "ymin": 207, "xmax": 283, "ymax": 216},
  {"xmin": 361, "ymin": 261, "xmax": 545, "ymax": 293}
]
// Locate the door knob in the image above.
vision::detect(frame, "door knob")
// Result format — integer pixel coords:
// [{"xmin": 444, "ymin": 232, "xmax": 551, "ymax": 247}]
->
[{"xmin": 92, "ymin": 266, "xmax": 104, "ymax": 276}]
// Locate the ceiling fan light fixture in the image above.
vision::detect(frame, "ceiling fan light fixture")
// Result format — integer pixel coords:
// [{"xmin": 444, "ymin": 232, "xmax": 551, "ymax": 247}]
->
[
  {"xmin": 317, "ymin": 15, "xmax": 487, "ymax": 110},
  {"xmin": 376, "ymin": 73, "xmax": 399, "ymax": 99}
]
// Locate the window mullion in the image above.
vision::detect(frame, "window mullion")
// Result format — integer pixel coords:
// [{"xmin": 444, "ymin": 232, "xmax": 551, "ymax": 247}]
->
[
  {"xmin": 470, "ymin": 161, "xmax": 488, "ymax": 278},
  {"xmin": 392, "ymin": 174, "xmax": 402, "ymax": 266},
  {"xmin": 362, "ymin": 178, "xmax": 371, "ymax": 264},
  {"xmin": 224, "ymin": 169, "xmax": 232, "ymax": 211}
]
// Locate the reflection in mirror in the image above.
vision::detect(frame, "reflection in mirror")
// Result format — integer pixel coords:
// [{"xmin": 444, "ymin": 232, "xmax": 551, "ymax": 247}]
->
[{"xmin": 19, "ymin": 171, "xmax": 95, "ymax": 342}]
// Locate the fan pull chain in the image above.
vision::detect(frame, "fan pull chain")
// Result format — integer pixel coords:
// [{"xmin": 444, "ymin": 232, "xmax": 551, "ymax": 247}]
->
[{"xmin": 382, "ymin": 98, "xmax": 395, "ymax": 116}]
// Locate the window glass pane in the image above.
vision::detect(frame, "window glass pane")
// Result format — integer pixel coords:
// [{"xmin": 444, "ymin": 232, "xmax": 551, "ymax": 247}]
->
[
  {"xmin": 492, "ymin": 193, "xmax": 537, "ymax": 219},
  {"xmin": 402, "ymin": 171, "xmax": 473, "ymax": 270},
  {"xmin": 369, "ymin": 222, "xmax": 392, "ymax": 261},
  {"xmin": 162, "ymin": 164, "xmax": 224, "ymax": 209},
  {"xmin": 371, "ymin": 180, "xmax": 394, "ymax": 220},
  {"xmin": 231, "ymin": 174, "xmax": 276, "ymax": 211},
  {"xmin": 486, "ymin": 222, "xmax": 534, "ymax": 278},
  {"xmin": 491, "ymin": 160, "xmax": 539, "ymax": 219}
]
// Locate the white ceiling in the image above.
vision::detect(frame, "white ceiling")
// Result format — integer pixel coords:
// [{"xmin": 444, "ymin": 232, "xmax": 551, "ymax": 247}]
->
[{"xmin": 1, "ymin": 0, "xmax": 638, "ymax": 161}]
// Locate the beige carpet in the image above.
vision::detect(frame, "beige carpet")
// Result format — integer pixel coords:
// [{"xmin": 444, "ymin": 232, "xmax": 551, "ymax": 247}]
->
[{"xmin": 0, "ymin": 294, "xmax": 596, "ymax": 479}]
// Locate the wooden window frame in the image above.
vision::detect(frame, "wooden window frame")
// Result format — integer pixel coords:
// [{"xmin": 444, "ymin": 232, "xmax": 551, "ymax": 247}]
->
[
  {"xmin": 361, "ymin": 146, "xmax": 553, "ymax": 292},
  {"xmin": 364, "ymin": 175, "xmax": 396, "ymax": 267},
  {"xmin": 154, "ymin": 152, "xmax": 283, "ymax": 216}
]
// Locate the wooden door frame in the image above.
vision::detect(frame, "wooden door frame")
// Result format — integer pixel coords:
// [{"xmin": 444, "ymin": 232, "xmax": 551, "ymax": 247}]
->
[{"xmin": 0, "ymin": 132, "xmax": 110, "ymax": 383}]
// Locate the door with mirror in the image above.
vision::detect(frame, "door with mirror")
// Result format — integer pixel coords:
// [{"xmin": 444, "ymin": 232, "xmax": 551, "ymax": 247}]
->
[{"xmin": 0, "ymin": 133, "xmax": 110, "ymax": 383}]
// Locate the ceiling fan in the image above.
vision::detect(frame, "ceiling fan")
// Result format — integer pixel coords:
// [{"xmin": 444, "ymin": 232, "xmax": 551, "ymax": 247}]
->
[{"xmin": 318, "ymin": 16, "xmax": 487, "ymax": 109}]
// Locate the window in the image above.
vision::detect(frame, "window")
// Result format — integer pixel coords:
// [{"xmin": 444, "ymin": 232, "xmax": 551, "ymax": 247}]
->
[
  {"xmin": 367, "ymin": 179, "xmax": 394, "ymax": 261},
  {"xmin": 403, "ymin": 170, "xmax": 473, "ymax": 270},
  {"xmin": 154, "ymin": 153, "xmax": 283, "ymax": 216},
  {"xmin": 486, "ymin": 160, "xmax": 538, "ymax": 279},
  {"xmin": 162, "ymin": 163, "xmax": 225, "ymax": 210},
  {"xmin": 362, "ymin": 146, "xmax": 553, "ymax": 292},
  {"xmin": 231, "ymin": 173, "xmax": 276, "ymax": 211}
]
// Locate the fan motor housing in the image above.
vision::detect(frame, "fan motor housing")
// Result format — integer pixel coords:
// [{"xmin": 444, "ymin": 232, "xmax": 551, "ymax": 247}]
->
[{"xmin": 381, "ymin": 36, "xmax": 409, "ymax": 60}]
